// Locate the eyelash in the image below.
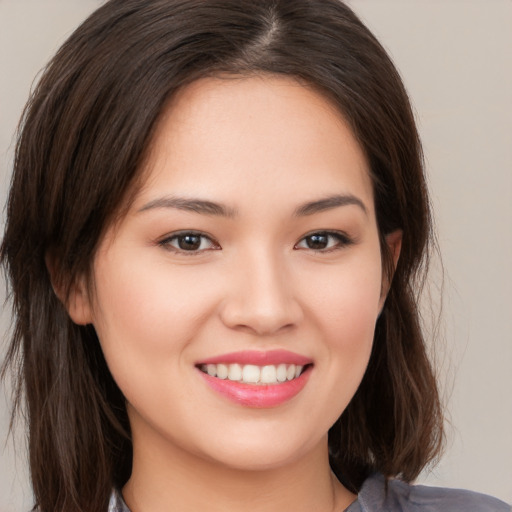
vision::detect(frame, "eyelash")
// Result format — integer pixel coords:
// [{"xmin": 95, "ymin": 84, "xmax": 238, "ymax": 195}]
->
[{"xmin": 158, "ymin": 230, "xmax": 353, "ymax": 255}]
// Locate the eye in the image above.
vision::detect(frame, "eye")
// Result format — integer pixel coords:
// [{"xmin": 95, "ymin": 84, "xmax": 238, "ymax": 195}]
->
[
  {"xmin": 159, "ymin": 231, "xmax": 219, "ymax": 253},
  {"xmin": 295, "ymin": 231, "xmax": 353, "ymax": 252}
]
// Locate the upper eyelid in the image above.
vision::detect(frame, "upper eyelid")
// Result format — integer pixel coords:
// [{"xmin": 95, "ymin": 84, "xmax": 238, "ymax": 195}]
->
[
  {"xmin": 298, "ymin": 229, "xmax": 352, "ymax": 241},
  {"xmin": 305, "ymin": 229, "xmax": 347, "ymax": 236},
  {"xmin": 159, "ymin": 230, "xmax": 216, "ymax": 242}
]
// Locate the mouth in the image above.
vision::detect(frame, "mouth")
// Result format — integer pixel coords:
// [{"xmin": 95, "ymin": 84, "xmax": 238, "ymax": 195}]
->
[
  {"xmin": 198, "ymin": 362, "xmax": 309, "ymax": 385},
  {"xmin": 195, "ymin": 350, "xmax": 313, "ymax": 408}
]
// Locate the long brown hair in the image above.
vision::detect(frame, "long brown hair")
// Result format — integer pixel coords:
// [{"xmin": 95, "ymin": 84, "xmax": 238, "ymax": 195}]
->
[{"xmin": 1, "ymin": 1, "xmax": 443, "ymax": 510}]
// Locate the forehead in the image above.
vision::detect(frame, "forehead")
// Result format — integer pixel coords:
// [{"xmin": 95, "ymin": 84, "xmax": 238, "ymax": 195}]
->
[{"xmin": 134, "ymin": 74, "xmax": 374, "ymax": 216}]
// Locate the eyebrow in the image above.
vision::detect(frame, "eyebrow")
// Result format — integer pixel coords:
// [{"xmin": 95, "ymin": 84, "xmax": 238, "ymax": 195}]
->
[
  {"xmin": 137, "ymin": 193, "xmax": 367, "ymax": 218},
  {"xmin": 294, "ymin": 194, "xmax": 368, "ymax": 217},
  {"xmin": 137, "ymin": 196, "xmax": 238, "ymax": 218}
]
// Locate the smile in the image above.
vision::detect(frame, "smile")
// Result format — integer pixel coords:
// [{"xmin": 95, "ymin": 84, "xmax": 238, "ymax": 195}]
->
[
  {"xmin": 196, "ymin": 350, "xmax": 313, "ymax": 407},
  {"xmin": 199, "ymin": 363, "xmax": 304, "ymax": 385}
]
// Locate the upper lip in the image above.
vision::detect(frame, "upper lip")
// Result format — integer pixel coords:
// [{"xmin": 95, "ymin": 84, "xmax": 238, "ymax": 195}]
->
[{"xmin": 197, "ymin": 350, "xmax": 312, "ymax": 366}]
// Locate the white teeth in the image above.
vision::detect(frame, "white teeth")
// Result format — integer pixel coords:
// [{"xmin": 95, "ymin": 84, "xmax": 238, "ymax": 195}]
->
[
  {"xmin": 242, "ymin": 364, "xmax": 260, "ymax": 383},
  {"xmin": 276, "ymin": 364, "xmax": 287, "ymax": 382},
  {"xmin": 260, "ymin": 365, "xmax": 277, "ymax": 383},
  {"xmin": 286, "ymin": 364, "xmax": 296, "ymax": 381},
  {"xmin": 228, "ymin": 363, "xmax": 242, "ymax": 381},
  {"xmin": 217, "ymin": 363, "xmax": 229, "ymax": 379},
  {"xmin": 201, "ymin": 362, "xmax": 306, "ymax": 384}
]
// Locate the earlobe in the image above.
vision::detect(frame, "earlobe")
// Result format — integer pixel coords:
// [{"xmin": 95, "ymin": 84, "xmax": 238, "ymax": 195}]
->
[
  {"xmin": 45, "ymin": 253, "xmax": 93, "ymax": 325},
  {"xmin": 66, "ymin": 277, "xmax": 94, "ymax": 325}
]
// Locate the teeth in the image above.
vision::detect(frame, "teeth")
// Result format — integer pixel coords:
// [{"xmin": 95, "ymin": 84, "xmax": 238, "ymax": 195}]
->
[
  {"xmin": 200, "ymin": 363, "xmax": 304, "ymax": 384},
  {"xmin": 276, "ymin": 363, "xmax": 287, "ymax": 382},
  {"xmin": 228, "ymin": 363, "xmax": 242, "ymax": 381},
  {"xmin": 217, "ymin": 363, "xmax": 229, "ymax": 379},
  {"xmin": 260, "ymin": 365, "xmax": 277, "ymax": 383}
]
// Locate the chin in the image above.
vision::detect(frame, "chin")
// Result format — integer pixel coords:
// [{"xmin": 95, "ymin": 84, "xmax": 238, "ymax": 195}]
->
[
  {"xmin": 195, "ymin": 425, "xmax": 327, "ymax": 473},
  {"xmin": 204, "ymin": 447, "xmax": 306, "ymax": 473}
]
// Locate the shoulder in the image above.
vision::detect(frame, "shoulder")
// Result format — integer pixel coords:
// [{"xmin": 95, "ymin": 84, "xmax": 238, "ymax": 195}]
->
[{"xmin": 352, "ymin": 473, "xmax": 511, "ymax": 512}]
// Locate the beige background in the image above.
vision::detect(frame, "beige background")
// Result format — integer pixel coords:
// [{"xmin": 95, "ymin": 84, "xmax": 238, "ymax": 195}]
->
[{"xmin": 1, "ymin": 1, "xmax": 511, "ymax": 510}]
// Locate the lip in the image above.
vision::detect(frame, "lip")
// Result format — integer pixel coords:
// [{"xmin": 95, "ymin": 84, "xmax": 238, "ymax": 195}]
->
[
  {"xmin": 197, "ymin": 365, "xmax": 312, "ymax": 408},
  {"xmin": 197, "ymin": 349, "xmax": 312, "ymax": 366}
]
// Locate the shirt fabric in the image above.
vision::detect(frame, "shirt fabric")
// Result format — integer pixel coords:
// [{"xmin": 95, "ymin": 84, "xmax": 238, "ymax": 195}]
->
[{"xmin": 108, "ymin": 472, "xmax": 511, "ymax": 512}]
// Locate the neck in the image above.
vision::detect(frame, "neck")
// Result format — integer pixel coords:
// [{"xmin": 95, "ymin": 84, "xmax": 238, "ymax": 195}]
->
[{"xmin": 122, "ymin": 428, "xmax": 355, "ymax": 512}]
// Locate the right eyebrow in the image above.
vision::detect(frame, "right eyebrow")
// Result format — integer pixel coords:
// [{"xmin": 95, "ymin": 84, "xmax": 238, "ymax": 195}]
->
[
  {"xmin": 294, "ymin": 194, "xmax": 368, "ymax": 217},
  {"xmin": 137, "ymin": 196, "xmax": 238, "ymax": 218}
]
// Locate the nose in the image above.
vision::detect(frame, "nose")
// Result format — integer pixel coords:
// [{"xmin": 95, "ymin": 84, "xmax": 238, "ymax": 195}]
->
[{"xmin": 219, "ymin": 249, "xmax": 303, "ymax": 336}]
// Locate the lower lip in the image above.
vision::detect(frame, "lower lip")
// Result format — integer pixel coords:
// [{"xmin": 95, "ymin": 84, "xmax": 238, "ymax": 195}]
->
[{"xmin": 198, "ymin": 366, "xmax": 312, "ymax": 408}]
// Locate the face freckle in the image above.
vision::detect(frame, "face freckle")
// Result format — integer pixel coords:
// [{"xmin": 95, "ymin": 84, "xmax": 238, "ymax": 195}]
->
[{"xmin": 86, "ymin": 74, "xmax": 394, "ymax": 474}]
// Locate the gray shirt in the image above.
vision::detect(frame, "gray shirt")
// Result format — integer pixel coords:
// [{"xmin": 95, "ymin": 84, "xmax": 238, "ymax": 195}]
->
[
  {"xmin": 346, "ymin": 473, "xmax": 510, "ymax": 512},
  {"xmin": 108, "ymin": 473, "xmax": 511, "ymax": 512}
]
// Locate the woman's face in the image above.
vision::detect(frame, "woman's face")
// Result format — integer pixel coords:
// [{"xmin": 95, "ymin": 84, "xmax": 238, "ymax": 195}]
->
[{"xmin": 72, "ymin": 75, "xmax": 399, "ymax": 471}]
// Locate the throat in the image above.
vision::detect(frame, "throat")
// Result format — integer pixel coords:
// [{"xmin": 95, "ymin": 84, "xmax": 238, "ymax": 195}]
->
[{"xmin": 124, "ymin": 434, "xmax": 354, "ymax": 512}]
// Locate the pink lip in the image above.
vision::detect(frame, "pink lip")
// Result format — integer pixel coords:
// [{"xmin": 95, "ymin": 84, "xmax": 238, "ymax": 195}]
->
[
  {"xmin": 197, "ymin": 349, "xmax": 312, "ymax": 366},
  {"xmin": 198, "ymin": 366, "xmax": 312, "ymax": 408}
]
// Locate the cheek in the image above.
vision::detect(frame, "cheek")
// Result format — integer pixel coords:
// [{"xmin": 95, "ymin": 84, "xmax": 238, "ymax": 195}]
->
[
  {"xmin": 320, "ymin": 292, "xmax": 379, "ymax": 426},
  {"xmin": 95, "ymin": 246, "xmax": 204, "ymax": 320},
  {"xmin": 300, "ymin": 252, "xmax": 383, "ymax": 334},
  {"xmin": 298, "ymin": 252, "xmax": 382, "ymax": 393},
  {"xmin": 89, "ymin": 252, "xmax": 221, "ymax": 378},
  {"xmin": 89, "ymin": 257, "xmax": 223, "ymax": 429}
]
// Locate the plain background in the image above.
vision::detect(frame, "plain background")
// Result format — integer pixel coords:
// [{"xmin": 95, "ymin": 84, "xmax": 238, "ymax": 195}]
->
[{"xmin": 0, "ymin": 1, "xmax": 511, "ymax": 510}]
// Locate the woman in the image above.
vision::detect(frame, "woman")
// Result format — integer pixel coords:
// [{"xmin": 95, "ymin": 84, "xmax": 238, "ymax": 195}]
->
[{"xmin": 1, "ymin": 1, "xmax": 509, "ymax": 511}]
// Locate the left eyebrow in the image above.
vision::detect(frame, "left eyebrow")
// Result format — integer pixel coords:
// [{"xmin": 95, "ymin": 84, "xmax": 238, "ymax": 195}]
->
[{"xmin": 294, "ymin": 194, "xmax": 368, "ymax": 217}]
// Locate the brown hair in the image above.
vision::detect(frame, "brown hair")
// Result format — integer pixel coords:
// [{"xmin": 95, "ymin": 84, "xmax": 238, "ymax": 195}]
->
[{"xmin": 1, "ymin": 0, "xmax": 443, "ymax": 510}]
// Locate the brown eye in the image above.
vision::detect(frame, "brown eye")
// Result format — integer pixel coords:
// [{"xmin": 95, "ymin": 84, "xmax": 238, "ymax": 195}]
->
[
  {"xmin": 305, "ymin": 233, "xmax": 329, "ymax": 250},
  {"xmin": 177, "ymin": 234, "xmax": 202, "ymax": 251},
  {"xmin": 295, "ymin": 231, "xmax": 352, "ymax": 252},
  {"xmin": 159, "ymin": 231, "xmax": 218, "ymax": 253}
]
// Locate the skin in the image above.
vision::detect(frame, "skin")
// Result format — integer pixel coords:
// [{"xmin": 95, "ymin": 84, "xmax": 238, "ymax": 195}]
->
[{"xmin": 68, "ymin": 75, "xmax": 401, "ymax": 512}]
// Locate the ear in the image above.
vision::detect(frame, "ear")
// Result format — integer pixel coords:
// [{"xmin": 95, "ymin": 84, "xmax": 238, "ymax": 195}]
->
[
  {"xmin": 386, "ymin": 229, "xmax": 402, "ymax": 270},
  {"xmin": 65, "ymin": 276, "xmax": 94, "ymax": 325},
  {"xmin": 45, "ymin": 252, "xmax": 93, "ymax": 325},
  {"xmin": 379, "ymin": 229, "xmax": 402, "ymax": 310}
]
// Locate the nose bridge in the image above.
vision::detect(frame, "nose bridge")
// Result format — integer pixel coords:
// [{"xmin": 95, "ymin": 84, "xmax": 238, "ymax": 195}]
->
[{"xmin": 220, "ymin": 244, "xmax": 301, "ymax": 335}]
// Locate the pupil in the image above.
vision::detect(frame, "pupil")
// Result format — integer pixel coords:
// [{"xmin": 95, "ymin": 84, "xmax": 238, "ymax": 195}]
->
[
  {"xmin": 307, "ymin": 234, "xmax": 328, "ymax": 249},
  {"xmin": 179, "ymin": 235, "xmax": 201, "ymax": 250}
]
